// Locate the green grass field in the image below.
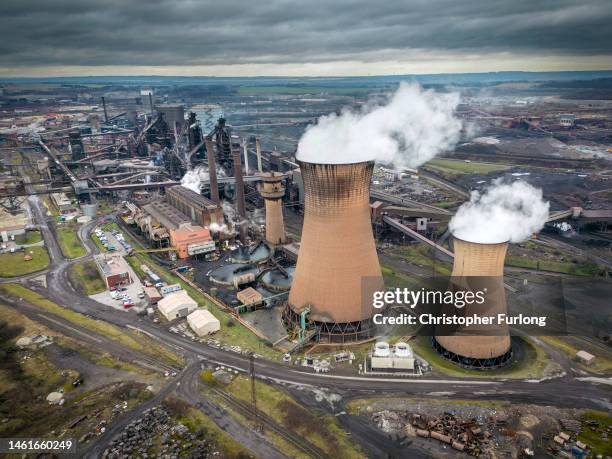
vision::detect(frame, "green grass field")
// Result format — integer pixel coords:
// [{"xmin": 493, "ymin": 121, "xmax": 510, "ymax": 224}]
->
[
  {"xmin": 0, "ymin": 246, "xmax": 50, "ymax": 277},
  {"xmin": 56, "ymin": 226, "xmax": 86, "ymax": 258},
  {"xmin": 15, "ymin": 231, "xmax": 43, "ymax": 245},
  {"xmin": 426, "ymin": 158, "xmax": 511, "ymax": 175},
  {"xmin": 505, "ymin": 255, "xmax": 601, "ymax": 276},
  {"xmin": 577, "ymin": 410, "xmax": 612, "ymax": 456},
  {"xmin": 68, "ymin": 261, "xmax": 106, "ymax": 295}
]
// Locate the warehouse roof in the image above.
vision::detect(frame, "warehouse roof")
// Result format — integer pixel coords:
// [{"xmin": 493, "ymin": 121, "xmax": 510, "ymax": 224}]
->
[
  {"xmin": 167, "ymin": 185, "xmax": 219, "ymax": 210},
  {"xmin": 187, "ymin": 308, "xmax": 219, "ymax": 328},
  {"xmin": 142, "ymin": 200, "xmax": 190, "ymax": 230},
  {"xmin": 158, "ymin": 290, "xmax": 197, "ymax": 311}
]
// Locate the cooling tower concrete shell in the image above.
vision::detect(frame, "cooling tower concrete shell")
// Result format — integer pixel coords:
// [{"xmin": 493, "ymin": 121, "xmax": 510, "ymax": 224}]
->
[
  {"xmin": 434, "ymin": 237, "xmax": 512, "ymax": 366},
  {"xmin": 285, "ymin": 161, "xmax": 384, "ymax": 341},
  {"xmin": 258, "ymin": 172, "xmax": 286, "ymax": 245}
]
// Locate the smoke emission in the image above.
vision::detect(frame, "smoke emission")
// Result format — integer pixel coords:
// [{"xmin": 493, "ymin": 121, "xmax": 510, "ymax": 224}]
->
[
  {"xmin": 296, "ymin": 82, "xmax": 462, "ymax": 168},
  {"xmin": 449, "ymin": 179, "xmax": 550, "ymax": 244},
  {"xmin": 180, "ymin": 166, "xmax": 209, "ymax": 193}
]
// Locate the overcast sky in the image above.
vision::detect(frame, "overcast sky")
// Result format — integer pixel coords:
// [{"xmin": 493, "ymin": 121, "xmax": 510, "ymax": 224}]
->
[{"xmin": 1, "ymin": 0, "xmax": 611, "ymax": 77}]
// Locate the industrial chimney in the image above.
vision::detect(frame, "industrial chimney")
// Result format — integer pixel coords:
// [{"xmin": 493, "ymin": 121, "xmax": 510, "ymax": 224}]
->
[
  {"xmin": 258, "ymin": 172, "xmax": 286, "ymax": 246},
  {"xmin": 434, "ymin": 236, "xmax": 512, "ymax": 368},
  {"xmin": 204, "ymin": 137, "xmax": 220, "ymax": 205},
  {"xmin": 284, "ymin": 160, "xmax": 384, "ymax": 343}
]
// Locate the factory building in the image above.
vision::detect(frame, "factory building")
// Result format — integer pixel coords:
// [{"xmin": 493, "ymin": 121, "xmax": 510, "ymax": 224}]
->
[
  {"xmin": 284, "ymin": 161, "xmax": 384, "ymax": 343},
  {"xmin": 158, "ymin": 290, "xmax": 198, "ymax": 321},
  {"xmin": 187, "ymin": 309, "xmax": 220, "ymax": 336},
  {"xmin": 434, "ymin": 237, "xmax": 512, "ymax": 368},
  {"xmin": 156, "ymin": 104, "xmax": 185, "ymax": 133},
  {"xmin": 94, "ymin": 253, "xmax": 132, "ymax": 289},
  {"xmin": 141, "ymin": 200, "xmax": 215, "ymax": 259},
  {"xmin": 165, "ymin": 185, "xmax": 223, "ymax": 228},
  {"xmin": 258, "ymin": 172, "xmax": 286, "ymax": 245},
  {"xmin": 50, "ymin": 192, "xmax": 77, "ymax": 215}
]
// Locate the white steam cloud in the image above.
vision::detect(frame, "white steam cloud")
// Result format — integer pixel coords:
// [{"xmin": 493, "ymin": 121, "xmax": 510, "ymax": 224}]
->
[
  {"xmin": 181, "ymin": 166, "xmax": 209, "ymax": 193},
  {"xmin": 450, "ymin": 179, "xmax": 550, "ymax": 244},
  {"xmin": 296, "ymin": 82, "xmax": 462, "ymax": 168}
]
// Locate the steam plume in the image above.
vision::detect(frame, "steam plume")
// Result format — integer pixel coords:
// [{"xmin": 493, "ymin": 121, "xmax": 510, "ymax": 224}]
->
[
  {"xmin": 449, "ymin": 179, "xmax": 550, "ymax": 244},
  {"xmin": 296, "ymin": 82, "xmax": 462, "ymax": 169},
  {"xmin": 180, "ymin": 166, "xmax": 209, "ymax": 193}
]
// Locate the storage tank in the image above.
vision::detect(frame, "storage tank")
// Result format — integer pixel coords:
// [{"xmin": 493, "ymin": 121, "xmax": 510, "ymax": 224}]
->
[
  {"xmin": 284, "ymin": 160, "xmax": 384, "ymax": 342},
  {"xmin": 434, "ymin": 236, "xmax": 512, "ymax": 368},
  {"xmin": 81, "ymin": 203, "xmax": 97, "ymax": 218}
]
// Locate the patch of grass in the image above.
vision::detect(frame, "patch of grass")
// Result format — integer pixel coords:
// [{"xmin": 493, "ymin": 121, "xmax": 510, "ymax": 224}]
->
[
  {"xmin": 540, "ymin": 336, "xmax": 612, "ymax": 374},
  {"xmin": 577, "ymin": 410, "xmax": 612, "ymax": 456},
  {"xmin": 0, "ymin": 284, "xmax": 184, "ymax": 367},
  {"xmin": 56, "ymin": 225, "xmax": 86, "ymax": 258},
  {"xmin": 223, "ymin": 376, "xmax": 365, "ymax": 458},
  {"xmin": 67, "ymin": 261, "xmax": 106, "ymax": 295},
  {"xmin": 0, "ymin": 246, "xmax": 50, "ymax": 277},
  {"xmin": 15, "ymin": 231, "xmax": 42, "ymax": 245},
  {"xmin": 505, "ymin": 255, "xmax": 601, "ymax": 276},
  {"xmin": 385, "ymin": 244, "xmax": 452, "ymax": 276},
  {"xmin": 426, "ymin": 159, "xmax": 511, "ymax": 175},
  {"xmin": 411, "ymin": 336, "xmax": 560, "ymax": 379}
]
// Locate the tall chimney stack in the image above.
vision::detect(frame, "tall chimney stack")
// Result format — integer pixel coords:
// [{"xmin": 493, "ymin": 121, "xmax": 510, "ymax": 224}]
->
[
  {"xmin": 101, "ymin": 96, "xmax": 109, "ymax": 123},
  {"xmin": 204, "ymin": 137, "xmax": 220, "ymax": 205},
  {"xmin": 284, "ymin": 160, "xmax": 384, "ymax": 343},
  {"xmin": 255, "ymin": 137, "xmax": 263, "ymax": 173},
  {"xmin": 242, "ymin": 138, "xmax": 249, "ymax": 174},
  {"xmin": 232, "ymin": 144, "xmax": 247, "ymax": 242}
]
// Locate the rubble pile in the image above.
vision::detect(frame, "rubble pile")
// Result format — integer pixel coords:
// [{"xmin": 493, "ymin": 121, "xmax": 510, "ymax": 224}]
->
[
  {"xmin": 102, "ymin": 406, "xmax": 212, "ymax": 459},
  {"xmin": 372, "ymin": 410, "xmax": 508, "ymax": 457}
]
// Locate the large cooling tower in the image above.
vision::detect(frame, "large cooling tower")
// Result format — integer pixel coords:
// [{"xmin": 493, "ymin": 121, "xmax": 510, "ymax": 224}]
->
[
  {"xmin": 434, "ymin": 236, "xmax": 512, "ymax": 368},
  {"xmin": 284, "ymin": 160, "xmax": 384, "ymax": 342}
]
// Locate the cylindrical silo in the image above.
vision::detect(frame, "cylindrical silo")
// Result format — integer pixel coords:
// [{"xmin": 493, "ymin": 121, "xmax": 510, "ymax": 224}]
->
[
  {"xmin": 258, "ymin": 172, "xmax": 286, "ymax": 246},
  {"xmin": 434, "ymin": 236, "xmax": 512, "ymax": 368},
  {"xmin": 284, "ymin": 160, "xmax": 384, "ymax": 342}
]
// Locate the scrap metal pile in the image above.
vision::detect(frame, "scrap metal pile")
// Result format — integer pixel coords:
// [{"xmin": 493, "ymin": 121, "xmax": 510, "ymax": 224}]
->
[{"xmin": 410, "ymin": 412, "xmax": 495, "ymax": 456}]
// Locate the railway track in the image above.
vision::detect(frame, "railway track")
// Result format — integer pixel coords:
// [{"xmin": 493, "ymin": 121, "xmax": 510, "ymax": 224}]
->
[{"xmin": 212, "ymin": 388, "xmax": 328, "ymax": 459}]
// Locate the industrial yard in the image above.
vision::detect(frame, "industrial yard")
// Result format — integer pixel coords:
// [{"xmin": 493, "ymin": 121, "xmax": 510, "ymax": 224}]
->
[{"xmin": 0, "ymin": 49, "xmax": 611, "ymax": 459}]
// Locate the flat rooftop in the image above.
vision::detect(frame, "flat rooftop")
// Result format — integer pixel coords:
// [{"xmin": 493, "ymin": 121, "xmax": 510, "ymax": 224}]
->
[
  {"xmin": 167, "ymin": 185, "xmax": 219, "ymax": 210},
  {"xmin": 94, "ymin": 254, "xmax": 130, "ymax": 277},
  {"xmin": 142, "ymin": 200, "xmax": 190, "ymax": 230}
]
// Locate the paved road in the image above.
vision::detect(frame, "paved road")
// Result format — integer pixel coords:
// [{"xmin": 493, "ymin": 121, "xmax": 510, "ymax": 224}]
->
[{"xmin": 2, "ymin": 192, "xmax": 610, "ymax": 457}]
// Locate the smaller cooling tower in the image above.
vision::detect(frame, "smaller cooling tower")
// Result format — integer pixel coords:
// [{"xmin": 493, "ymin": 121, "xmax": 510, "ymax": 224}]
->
[
  {"xmin": 258, "ymin": 172, "xmax": 286, "ymax": 245},
  {"xmin": 434, "ymin": 236, "xmax": 512, "ymax": 368}
]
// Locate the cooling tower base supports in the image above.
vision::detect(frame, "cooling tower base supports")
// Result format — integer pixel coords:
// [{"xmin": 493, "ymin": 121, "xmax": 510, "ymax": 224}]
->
[
  {"xmin": 282, "ymin": 304, "xmax": 374, "ymax": 343},
  {"xmin": 432, "ymin": 338, "xmax": 513, "ymax": 369}
]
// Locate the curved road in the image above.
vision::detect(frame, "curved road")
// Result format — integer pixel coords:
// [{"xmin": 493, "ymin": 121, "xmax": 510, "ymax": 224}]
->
[{"xmin": 3, "ymin": 194, "xmax": 611, "ymax": 456}]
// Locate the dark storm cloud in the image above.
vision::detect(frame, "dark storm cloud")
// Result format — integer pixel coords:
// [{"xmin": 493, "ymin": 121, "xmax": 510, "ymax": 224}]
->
[{"xmin": 0, "ymin": 0, "xmax": 610, "ymax": 67}]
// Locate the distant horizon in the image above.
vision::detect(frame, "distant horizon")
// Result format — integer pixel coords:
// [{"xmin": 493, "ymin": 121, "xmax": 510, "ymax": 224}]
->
[{"xmin": 2, "ymin": 69, "xmax": 612, "ymax": 83}]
